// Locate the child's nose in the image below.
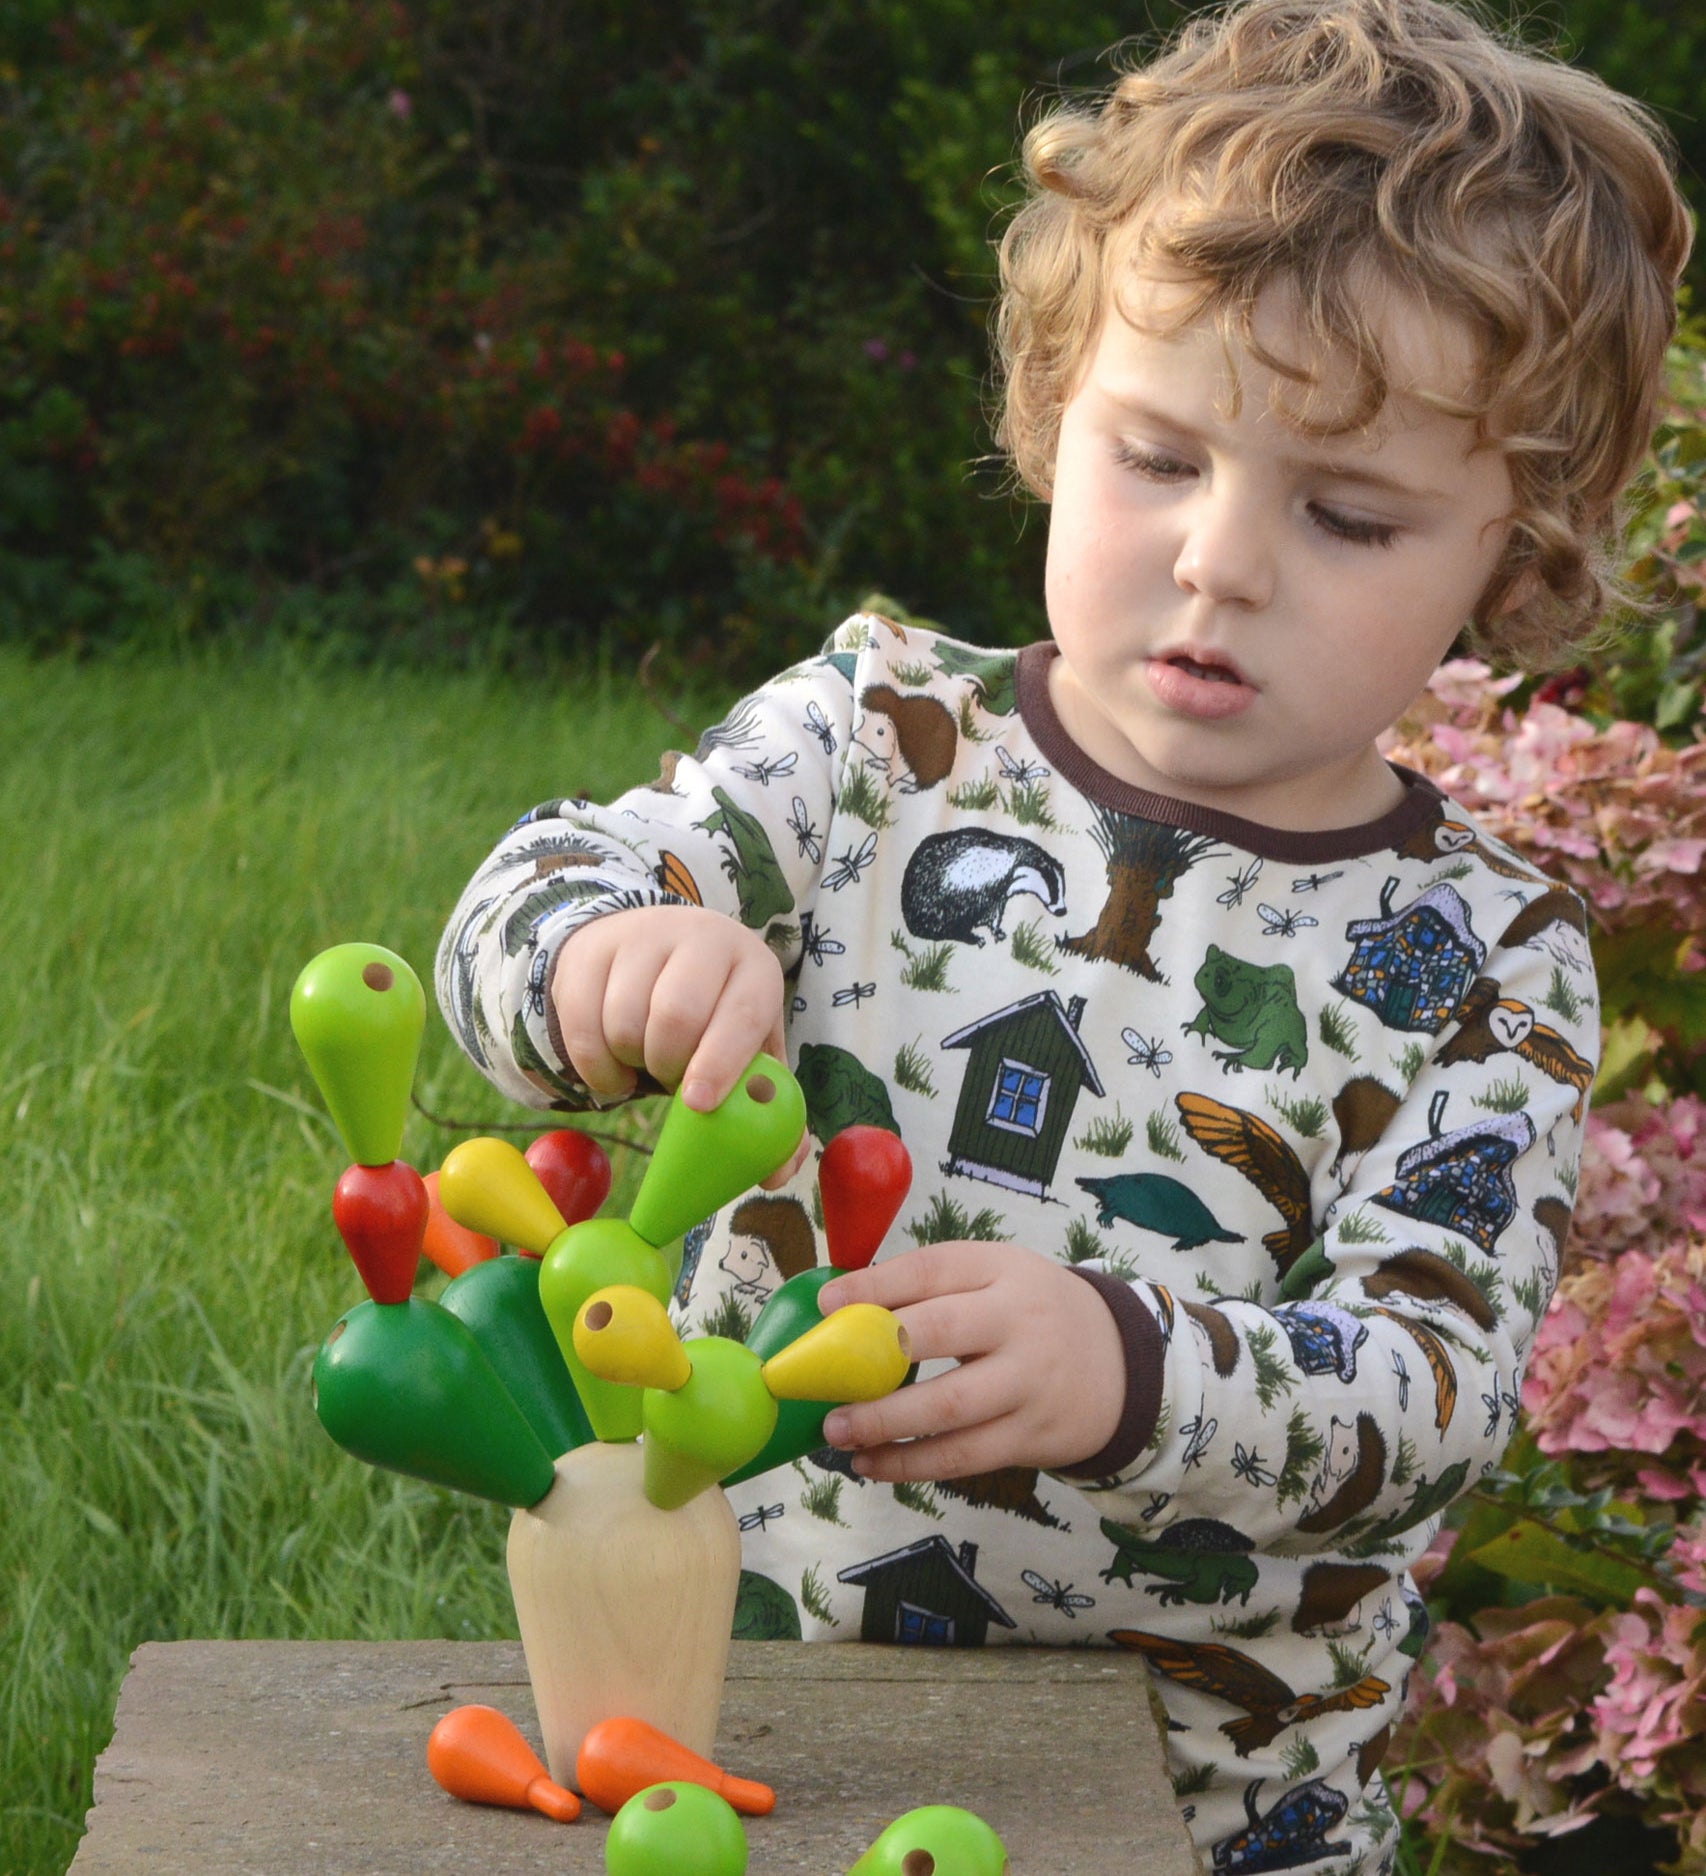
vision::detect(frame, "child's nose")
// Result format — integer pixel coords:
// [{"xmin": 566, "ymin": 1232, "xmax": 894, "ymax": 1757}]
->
[{"xmin": 1172, "ymin": 489, "xmax": 1275, "ymax": 609}]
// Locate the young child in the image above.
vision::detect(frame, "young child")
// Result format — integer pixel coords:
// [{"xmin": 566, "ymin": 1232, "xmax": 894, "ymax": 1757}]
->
[{"xmin": 437, "ymin": 1, "xmax": 1690, "ymax": 1866}]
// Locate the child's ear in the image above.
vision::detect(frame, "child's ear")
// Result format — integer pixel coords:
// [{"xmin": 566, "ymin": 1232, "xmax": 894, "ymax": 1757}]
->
[{"xmin": 1493, "ymin": 567, "xmax": 1541, "ymax": 616}]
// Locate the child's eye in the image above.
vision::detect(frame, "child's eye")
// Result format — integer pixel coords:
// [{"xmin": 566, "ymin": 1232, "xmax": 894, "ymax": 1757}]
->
[
  {"xmin": 1309, "ymin": 503, "xmax": 1400, "ymax": 549},
  {"xmin": 1112, "ymin": 441, "xmax": 1192, "ymax": 481}
]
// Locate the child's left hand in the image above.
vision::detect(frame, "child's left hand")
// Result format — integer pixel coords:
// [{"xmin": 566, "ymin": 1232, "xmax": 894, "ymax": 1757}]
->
[{"xmin": 815, "ymin": 1242, "xmax": 1126, "ymax": 1480}]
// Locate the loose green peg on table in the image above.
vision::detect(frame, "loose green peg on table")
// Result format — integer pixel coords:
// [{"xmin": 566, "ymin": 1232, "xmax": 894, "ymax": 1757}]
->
[
  {"xmin": 538, "ymin": 1219, "xmax": 673, "ymax": 1442},
  {"xmin": 846, "ymin": 1804, "xmax": 1010, "ymax": 1876},
  {"xmin": 311, "ymin": 1296, "xmax": 556, "ymax": 1508},
  {"xmin": 438, "ymin": 1136, "xmax": 568, "ymax": 1254},
  {"xmin": 438, "ymin": 1252, "xmax": 594, "ymax": 1458},
  {"xmin": 604, "ymin": 1782, "xmax": 749, "ymax": 1876},
  {"xmin": 289, "ymin": 943, "xmax": 425, "ymax": 1167},
  {"xmin": 627, "ymin": 1052, "xmax": 806, "ymax": 1250},
  {"xmin": 573, "ymin": 1285, "xmax": 777, "ymax": 1509}
]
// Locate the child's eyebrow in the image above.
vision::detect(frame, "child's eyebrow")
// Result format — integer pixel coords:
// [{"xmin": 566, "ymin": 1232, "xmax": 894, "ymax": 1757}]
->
[{"xmin": 1286, "ymin": 455, "xmax": 1451, "ymax": 503}]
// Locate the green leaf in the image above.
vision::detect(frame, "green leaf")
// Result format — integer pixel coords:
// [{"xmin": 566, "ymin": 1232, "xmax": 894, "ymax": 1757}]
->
[
  {"xmin": 1464, "ymin": 1518, "xmax": 1655, "ymax": 1604},
  {"xmin": 1656, "ymin": 678, "xmax": 1703, "ymax": 731}
]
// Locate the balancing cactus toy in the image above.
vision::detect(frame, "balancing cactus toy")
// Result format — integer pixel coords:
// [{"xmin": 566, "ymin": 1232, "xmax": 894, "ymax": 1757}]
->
[
  {"xmin": 289, "ymin": 940, "xmax": 920, "ymax": 1788},
  {"xmin": 726, "ymin": 1124, "xmax": 913, "ymax": 1486}
]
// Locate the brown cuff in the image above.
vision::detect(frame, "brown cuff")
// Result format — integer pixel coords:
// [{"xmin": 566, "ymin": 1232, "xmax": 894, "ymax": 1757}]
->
[{"xmin": 1053, "ymin": 1267, "xmax": 1167, "ymax": 1481}]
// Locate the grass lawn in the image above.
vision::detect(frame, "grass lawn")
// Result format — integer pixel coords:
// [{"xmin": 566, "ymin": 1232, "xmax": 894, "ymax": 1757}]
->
[{"xmin": 0, "ymin": 643, "xmax": 728, "ymax": 1876}]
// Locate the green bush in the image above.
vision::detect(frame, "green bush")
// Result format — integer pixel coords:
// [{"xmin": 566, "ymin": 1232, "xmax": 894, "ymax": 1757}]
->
[{"xmin": 2, "ymin": 0, "xmax": 1699, "ymax": 675}]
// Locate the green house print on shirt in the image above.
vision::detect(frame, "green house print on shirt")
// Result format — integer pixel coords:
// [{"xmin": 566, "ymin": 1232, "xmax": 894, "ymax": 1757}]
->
[
  {"xmin": 939, "ymin": 992, "xmax": 1105, "ymax": 1200},
  {"xmin": 836, "ymin": 1536, "xmax": 1017, "ymax": 1646}
]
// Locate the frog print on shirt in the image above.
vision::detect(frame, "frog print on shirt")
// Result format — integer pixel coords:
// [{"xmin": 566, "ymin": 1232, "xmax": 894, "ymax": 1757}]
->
[{"xmin": 1184, "ymin": 945, "xmax": 1310, "ymax": 1076}]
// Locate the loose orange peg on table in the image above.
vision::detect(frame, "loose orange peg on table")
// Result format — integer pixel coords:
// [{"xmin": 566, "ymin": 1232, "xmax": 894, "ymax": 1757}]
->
[
  {"xmin": 427, "ymin": 1703, "xmax": 581, "ymax": 1822},
  {"xmin": 577, "ymin": 1716, "xmax": 775, "ymax": 1818}
]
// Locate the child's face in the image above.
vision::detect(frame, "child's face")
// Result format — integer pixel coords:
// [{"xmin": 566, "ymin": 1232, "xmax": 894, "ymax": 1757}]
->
[{"xmin": 1043, "ymin": 268, "xmax": 1516, "ymax": 832}]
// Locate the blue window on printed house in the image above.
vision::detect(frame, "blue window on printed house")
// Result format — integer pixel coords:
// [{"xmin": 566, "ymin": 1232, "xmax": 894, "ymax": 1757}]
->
[
  {"xmin": 988, "ymin": 1060, "xmax": 1048, "ymax": 1136},
  {"xmin": 897, "ymin": 1602, "xmax": 955, "ymax": 1645}
]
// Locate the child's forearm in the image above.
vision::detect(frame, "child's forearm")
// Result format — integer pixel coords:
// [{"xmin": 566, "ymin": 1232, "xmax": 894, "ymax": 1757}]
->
[{"xmin": 435, "ymin": 628, "xmax": 861, "ymax": 1110}]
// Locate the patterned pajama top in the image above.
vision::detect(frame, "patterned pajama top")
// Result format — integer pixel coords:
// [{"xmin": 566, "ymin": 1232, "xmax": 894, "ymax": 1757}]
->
[{"xmin": 438, "ymin": 614, "xmax": 1597, "ymax": 1875}]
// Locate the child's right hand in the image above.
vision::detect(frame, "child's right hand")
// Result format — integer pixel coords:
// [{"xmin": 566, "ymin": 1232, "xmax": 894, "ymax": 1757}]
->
[{"xmin": 552, "ymin": 905, "xmax": 806, "ymax": 1186}]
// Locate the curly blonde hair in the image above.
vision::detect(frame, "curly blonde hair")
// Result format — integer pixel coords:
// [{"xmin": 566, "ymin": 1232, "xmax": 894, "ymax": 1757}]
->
[{"xmin": 994, "ymin": 0, "xmax": 1693, "ymax": 666}]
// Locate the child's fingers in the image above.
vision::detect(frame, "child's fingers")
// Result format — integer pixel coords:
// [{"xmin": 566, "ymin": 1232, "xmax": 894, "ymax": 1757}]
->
[
  {"xmin": 818, "ymin": 1240, "xmax": 990, "ymax": 1315},
  {"xmin": 677, "ymin": 946, "xmax": 786, "ymax": 1111},
  {"xmin": 838, "ymin": 1421, "xmax": 1026, "ymax": 1484},
  {"xmin": 632, "ymin": 945, "xmax": 739, "ymax": 1093},
  {"xmin": 552, "ymin": 924, "xmax": 637, "ymax": 1101},
  {"xmin": 828, "ymin": 1355, "xmax": 1024, "ymax": 1455}
]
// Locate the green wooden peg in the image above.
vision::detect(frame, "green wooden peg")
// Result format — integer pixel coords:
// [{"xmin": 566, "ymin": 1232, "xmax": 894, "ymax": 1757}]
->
[
  {"xmin": 846, "ymin": 1804, "xmax": 1010, "ymax": 1876},
  {"xmin": 571, "ymin": 1287, "xmax": 779, "ymax": 1508},
  {"xmin": 311, "ymin": 1296, "xmax": 556, "ymax": 1508},
  {"xmin": 290, "ymin": 943, "xmax": 425, "ymax": 1167},
  {"xmin": 604, "ymin": 1782, "xmax": 749, "ymax": 1876},
  {"xmin": 627, "ymin": 1053, "xmax": 806, "ymax": 1250},
  {"xmin": 438, "ymin": 1252, "xmax": 594, "ymax": 1458},
  {"xmin": 639, "ymin": 1336, "xmax": 777, "ymax": 1510},
  {"xmin": 537, "ymin": 1218, "xmax": 672, "ymax": 1442},
  {"xmin": 721, "ymin": 1268, "xmax": 834, "ymax": 1487}
]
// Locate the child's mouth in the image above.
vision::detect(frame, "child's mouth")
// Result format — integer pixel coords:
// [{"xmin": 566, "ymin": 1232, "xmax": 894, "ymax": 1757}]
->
[
  {"xmin": 1170, "ymin": 655, "xmax": 1240, "ymax": 684},
  {"xmin": 1146, "ymin": 651, "xmax": 1255, "ymax": 720}
]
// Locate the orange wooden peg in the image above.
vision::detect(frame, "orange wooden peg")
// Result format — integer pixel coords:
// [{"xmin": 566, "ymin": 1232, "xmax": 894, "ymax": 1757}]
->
[
  {"xmin": 576, "ymin": 1715, "xmax": 776, "ymax": 1818},
  {"xmin": 421, "ymin": 1169, "xmax": 500, "ymax": 1278},
  {"xmin": 426, "ymin": 1703, "xmax": 581, "ymax": 1822}
]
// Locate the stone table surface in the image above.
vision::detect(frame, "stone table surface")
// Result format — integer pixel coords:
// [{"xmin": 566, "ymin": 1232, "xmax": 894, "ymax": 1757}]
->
[{"xmin": 70, "ymin": 1638, "xmax": 1203, "ymax": 1874}]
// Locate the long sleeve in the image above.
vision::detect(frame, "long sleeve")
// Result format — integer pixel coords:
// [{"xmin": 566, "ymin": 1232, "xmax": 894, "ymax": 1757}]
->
[
  {"xmin": 436, "ymin": 623, "xmax": 866, "ymax": 1109},
  {"xmin": 1063, "ymin": 891, "xmax": 1597, "ymax": 1562}
]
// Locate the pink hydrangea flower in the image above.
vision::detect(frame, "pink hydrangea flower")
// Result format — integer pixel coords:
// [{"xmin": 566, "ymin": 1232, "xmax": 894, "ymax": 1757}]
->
[
  {"xmin": 1383, "ymin": 667, "xmax": 1706, "ymax": 940},
  {"xmin": 1591, "ymin": 1589, "xmax": 1706, "ymax": 1790}
]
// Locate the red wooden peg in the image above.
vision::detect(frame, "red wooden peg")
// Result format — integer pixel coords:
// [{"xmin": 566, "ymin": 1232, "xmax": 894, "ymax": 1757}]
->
[
  {"xmin": 819, "ymin": 1126, "xmax": 912, "ymax": 1272},
  {"xmin": 331, "ymin": 1159, "xmax": 429, "ymax": 1303},
  {"xmin": 524, "ymin": 1129, "xmax": 613, "ymax": 1236}
]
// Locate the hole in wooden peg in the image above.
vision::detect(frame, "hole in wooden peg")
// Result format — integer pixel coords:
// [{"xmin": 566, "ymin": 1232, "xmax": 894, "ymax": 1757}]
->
[
  {"xmin": 585, "ymin": 1301, "xmax": 614, "ymax": 1331},
  {"xmin": 895, "ymin": 1325, "xmax": 912, "ymax": 1359},
  {"xmin": 361, "ymin": 961, "xmax": 396, "ymax": 992},
  {"xmin": 325, "ymin": 1320, "xmax": 347, "ymax": 1347},
  {"xmin": 902, "ymin": 1853, "xmax": 936, "ymax": 1876},
  {"xmin": 745, "ymin": 1073, "xmax": 776, "ymax": 1105},
  {"xmin": 643, "ymin": 1788, "xmax": 678, "ymax": 1812}
]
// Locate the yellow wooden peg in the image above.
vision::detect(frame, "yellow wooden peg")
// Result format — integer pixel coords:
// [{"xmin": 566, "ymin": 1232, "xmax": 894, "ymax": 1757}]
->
[
  {"xmin": 438, "ymin": 1137, "xmax": 568, "ymax": 1255},
  {"xmin": 573, "ymin": 1285, "xmax": 692, "ymax": 1392},
  {"xmin": 760, "ymin": 1304, "xmax": 910, "ymax": 1403}
]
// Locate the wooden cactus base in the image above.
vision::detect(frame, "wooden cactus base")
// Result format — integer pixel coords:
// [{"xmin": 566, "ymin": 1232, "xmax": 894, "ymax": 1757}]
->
[{"xmin": 506, "ymin": 1441, "xmax": 740, "ymax": 1783}]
